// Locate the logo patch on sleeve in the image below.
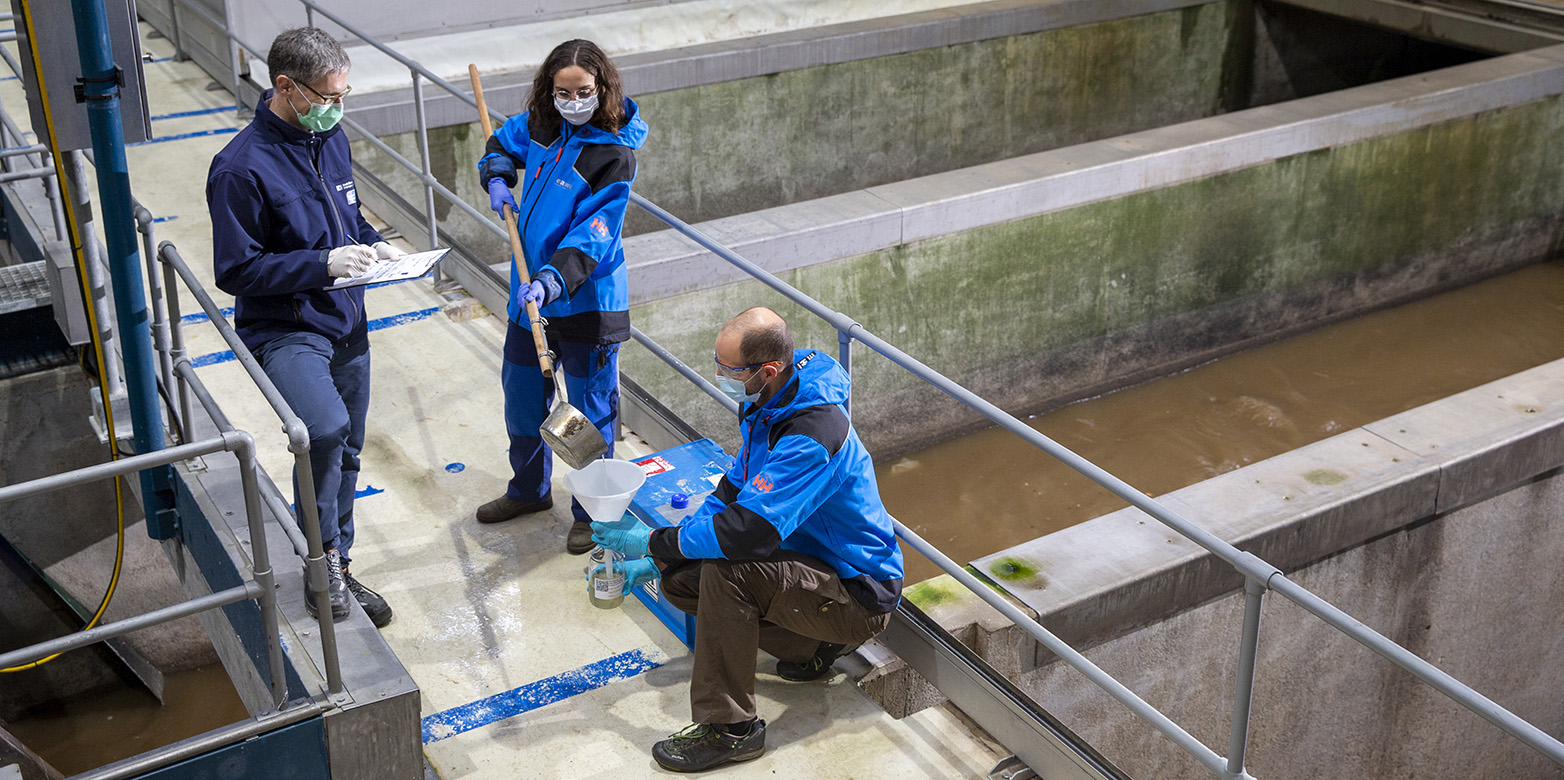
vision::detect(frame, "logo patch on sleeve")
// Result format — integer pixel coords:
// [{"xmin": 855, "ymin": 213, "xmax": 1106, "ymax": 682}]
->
[{"xmin": 591, "ymin": 216, "xmax": 609, "ymax": 239}]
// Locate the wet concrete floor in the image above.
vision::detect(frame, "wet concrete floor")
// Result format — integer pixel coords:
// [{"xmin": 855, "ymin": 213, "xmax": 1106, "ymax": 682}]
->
[{"xmin": 878, "ymin": 261, "xmax": 1564, "ymax": 584}]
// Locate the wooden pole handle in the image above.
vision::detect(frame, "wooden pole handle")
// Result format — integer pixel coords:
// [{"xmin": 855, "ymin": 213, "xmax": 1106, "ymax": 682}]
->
[{"xmin": 469, "ymin": 64, "xmax": 553, "ymax": 378}]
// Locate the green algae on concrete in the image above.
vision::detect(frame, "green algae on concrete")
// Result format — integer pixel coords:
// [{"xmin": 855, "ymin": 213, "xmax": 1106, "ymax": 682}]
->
[
  {"xmin": 1305, "ymin": 469, "xmax": 1349, "ymax": 486},
  {"xmin": 989, "ymin": 556, "xmax": 1041, "ymax": 583}
]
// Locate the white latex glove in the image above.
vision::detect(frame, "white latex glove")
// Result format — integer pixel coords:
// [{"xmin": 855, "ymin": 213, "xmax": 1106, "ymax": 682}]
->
[
  {"xmin": 327, "ymin": 245, "xmax": 376, "ymax": 278},
  {"xmin": 371, "ymin": 241, "xmax": 405, "ymax": 261}
]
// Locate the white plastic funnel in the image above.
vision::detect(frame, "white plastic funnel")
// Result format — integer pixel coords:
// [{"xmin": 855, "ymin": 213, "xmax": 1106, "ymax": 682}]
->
[{"xmin": 563, "ymin": 458, "xmax": 646, "ymax": 525}]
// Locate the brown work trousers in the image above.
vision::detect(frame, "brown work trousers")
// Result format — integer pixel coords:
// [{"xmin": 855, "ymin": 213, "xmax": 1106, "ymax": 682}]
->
[{"xmin": 661, "ymin": 550, "xmax": 892, "ymax": 724}]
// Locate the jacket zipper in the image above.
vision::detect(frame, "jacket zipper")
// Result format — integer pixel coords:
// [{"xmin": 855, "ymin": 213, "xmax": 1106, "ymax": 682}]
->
[
  {"xmin": 517, "ymin": 123, "xmax": 573, "ymax": 274},
  {"xmin": 310, "ymin": 134, "xmax": 360, "ymax": 329}
]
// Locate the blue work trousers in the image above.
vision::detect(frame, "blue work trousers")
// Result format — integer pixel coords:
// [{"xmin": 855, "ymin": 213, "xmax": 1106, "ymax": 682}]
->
[
  {"xmin": 255, "ymin": 330, "xmax": 371, "ymax": 565},
  {"xmin": 501, "ymin": 319, "xmax": 619, "ymax": 524}
]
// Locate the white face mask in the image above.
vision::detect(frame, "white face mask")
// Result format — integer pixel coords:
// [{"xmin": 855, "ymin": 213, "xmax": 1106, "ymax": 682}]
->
[
  {"xmin": 716, "ymin": 374, "xmax": 759, "ymax": 406},
  {"xmin": 555, "ymin": 93, "xmax": 599, "ymax": 126}
]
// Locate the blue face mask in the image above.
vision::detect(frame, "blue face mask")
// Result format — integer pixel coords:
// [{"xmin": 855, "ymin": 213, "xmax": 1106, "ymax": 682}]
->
[{"xmin": 716, "ymin": 374, "xmax": 759, "ymax": 406}]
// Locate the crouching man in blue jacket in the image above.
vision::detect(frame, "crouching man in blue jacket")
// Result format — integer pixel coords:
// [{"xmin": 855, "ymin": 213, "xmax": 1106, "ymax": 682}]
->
[
  {"xmin": 592, "ymin": 307, "xmax": 904, "ymax": 773},
  {"xmin": 205, "ymin": 27, "xmax": 400, "ymax": 628}
]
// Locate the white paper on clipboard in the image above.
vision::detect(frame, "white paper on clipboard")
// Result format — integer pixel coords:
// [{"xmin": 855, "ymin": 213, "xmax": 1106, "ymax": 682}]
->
[{"xmin": 329, "ymin": 248, "xmax": 449, "ymax": 289}]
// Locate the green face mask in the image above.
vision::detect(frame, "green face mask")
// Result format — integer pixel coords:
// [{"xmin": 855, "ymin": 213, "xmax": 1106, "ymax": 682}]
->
[{"xmin": 297, "ymin": 99, "xmax": 343, "ymax": 133}]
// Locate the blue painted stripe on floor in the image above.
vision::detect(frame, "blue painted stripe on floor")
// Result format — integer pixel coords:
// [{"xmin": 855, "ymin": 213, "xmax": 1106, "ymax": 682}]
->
[
  {"xmin": 150, "ymin": 105, "xmax": 237, "ymax": 121},
  {"xmin": 187, "ymin": 306, "xmax": 440, "ymax": 367},
  {"xmin": 132, "ymin": 127, "xmax": 239, "ymax": 145},
  {"xmin": 180, "ymin": 306, "xmax": 234, "ymax": 325},
  {"xmin": 368, "ymin": 306, "xmax": 438, "ymax": 331},
  {"xmin": 355, "ymin": 485, "xmax": 384, "ymax": 499},
  {"xmin": 152, "ymin": 215, "xmax": 180, "ymax": 223},
  {"xmin": 191, "ymin": 350, "xmax": 236, "ymax": 368},
  {"xmin": 421, "ymin": 647, "xmax": 665, "ymax": 743}
]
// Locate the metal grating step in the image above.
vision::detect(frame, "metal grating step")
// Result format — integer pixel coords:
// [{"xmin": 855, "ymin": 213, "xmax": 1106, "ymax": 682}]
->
[{"xmin": 0, "ymin": 261, "xmax": 50, "ymax": 315}]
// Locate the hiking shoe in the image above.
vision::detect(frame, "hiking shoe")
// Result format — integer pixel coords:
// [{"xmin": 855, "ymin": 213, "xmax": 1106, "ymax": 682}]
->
[
  {"xmin": 476, "ymin": 494, "xmax": 552, "ymax": 523},
  {"xmin": 304, "ymin": 549, "xmax": 350, "ymax": 621},
  {"xmin": 344, "ymin": 571, "xmax": 393, "ymax": 628},
  {"xmin": 652, "ymin": 720, "xmax": 766, "ymax": 773},
  {"xmin": 777, "ymin": 641, "xmax": 857, "ymax": 682},
  {"xmin": 566, "ymin": 521, "xmax": 595, "ymax": 555}
]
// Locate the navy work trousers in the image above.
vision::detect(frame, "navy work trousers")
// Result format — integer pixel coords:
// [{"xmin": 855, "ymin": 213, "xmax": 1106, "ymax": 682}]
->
[
  {"xmin": 255, "ymin": 330, "xmax": 371, "ymax": 565},
  {"xmin": 500, "ymin": 318, "xmax": 619, "ymax": 524}
]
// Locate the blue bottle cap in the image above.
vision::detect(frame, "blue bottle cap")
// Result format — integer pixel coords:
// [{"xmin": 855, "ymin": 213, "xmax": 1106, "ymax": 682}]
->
[{"xmin": 671, "ymin": 493, "xmax": 689, "ymax": 509}]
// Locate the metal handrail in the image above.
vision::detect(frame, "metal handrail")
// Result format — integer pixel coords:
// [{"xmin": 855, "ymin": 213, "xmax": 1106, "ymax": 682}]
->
[
  {"xmin": 624, "ymin": 194, "xmax": 1564, "ymax": 772},
  {"xmin": 158, "ymin": 242, "xmax": 343, "ymax": 694},
  {"xmin": 0, "ymin": 433, "xmax": 288, "ymax": 710},
  {"xmin": 149, "ymin": 6, "xmax": 1564, "ymax": 773}
]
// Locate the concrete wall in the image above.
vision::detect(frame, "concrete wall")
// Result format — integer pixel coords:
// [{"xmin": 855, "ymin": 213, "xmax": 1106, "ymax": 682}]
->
[
  {"xmin": 622, "ymin": 75, "xmax": 1564, "ymax": 458},
  {"xmin": 862, "ymin": 358, "xmax": 1564, "ymax": 778},
  {"xmin": 352, "ymin": 1, "xmax": 1239, "ymax": 263}
]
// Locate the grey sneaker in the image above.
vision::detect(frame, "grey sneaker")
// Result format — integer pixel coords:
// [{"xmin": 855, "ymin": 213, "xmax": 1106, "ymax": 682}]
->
[{"xmin": 304, "ymin": 549, "xmax": 350, "ymax": 621}]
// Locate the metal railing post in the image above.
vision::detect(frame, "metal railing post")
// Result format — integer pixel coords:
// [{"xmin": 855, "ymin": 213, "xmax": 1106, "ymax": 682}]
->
[
  {"xmin": 66, "ymin": 150, "xmax": 125, "ymax": 399},
  {"xmin": 135, "ymin": 206, "xmax": 178, "ymax": 440},
  {"xmin": 837, "ymin": 330, "xmax": 852, "ymax": 415},
  {"xmin": 233, "ymin": 431, "xmax": 288, "ymax": 709},
  {"xmin": 291, "ymin": 440, "xmax": 343, "ymax": 695},
  {"xmin": 160, "ymin": 258, "xmax": 194, "ymax": 439},
  {"xmin": 411, "ymin": 70, "xmax": 441, "ymax": 278},
  {"xmin": 167, "ymin": 0, "xmax": 186, "ymax": 61},
  {"xmin": 1227, "ymin": 576, "xmax": 1267, "ymax": 776}
]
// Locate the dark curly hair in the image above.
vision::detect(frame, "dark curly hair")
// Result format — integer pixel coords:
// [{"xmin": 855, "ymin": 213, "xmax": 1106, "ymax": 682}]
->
[{"xmin": 526, "ymin": 40, "xmax": 625, "ymax": 138}]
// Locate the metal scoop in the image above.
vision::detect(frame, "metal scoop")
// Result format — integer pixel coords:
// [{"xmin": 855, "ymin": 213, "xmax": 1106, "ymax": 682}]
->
[
  {"xmin": 470, "ymin": 63, "xmax": 608, "ymax": 471},
  {"xmin": 541, "ymin": 364, "xmax": 608, "ymax": 469}
]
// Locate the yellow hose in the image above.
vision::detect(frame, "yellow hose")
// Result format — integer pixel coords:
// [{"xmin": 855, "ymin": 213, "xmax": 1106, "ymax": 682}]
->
[{"xmin": 2, "ymin": 0, "xmax": 128, "ymax": 673}]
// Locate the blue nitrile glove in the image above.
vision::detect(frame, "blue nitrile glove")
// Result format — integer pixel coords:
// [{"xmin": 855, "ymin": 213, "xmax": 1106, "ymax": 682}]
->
[
  {"xmin": 594, "ymin": 557, "xmax": 659, "ymax": 590},
  {"xmin": 519, "ymin": 280, "xmax": 544, "ymax": 307},
  {"xmin": 591, "ymin": 520, "xmax": 651, "ymax": 558},
  {"xmin": 487, "ymin": 177, "xmax": 517, "ymax": 216}
]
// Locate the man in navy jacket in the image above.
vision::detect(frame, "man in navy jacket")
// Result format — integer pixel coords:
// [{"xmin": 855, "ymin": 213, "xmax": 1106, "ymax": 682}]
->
[
  {"xmin": 206, "ymin": 27, "xmax": 399, "ymax": 627},
  {"xmin": 592, "ymin": 307, "xmax": 904, "ymax": 772}
]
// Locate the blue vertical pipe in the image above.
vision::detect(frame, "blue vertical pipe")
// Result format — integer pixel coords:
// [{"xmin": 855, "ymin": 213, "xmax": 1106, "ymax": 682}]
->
[{"xmin": 70, "ymin": 0, "xmax": 175, "ymax": 537}]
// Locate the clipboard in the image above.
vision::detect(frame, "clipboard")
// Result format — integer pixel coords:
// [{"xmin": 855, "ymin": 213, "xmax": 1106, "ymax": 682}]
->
[{"xmin": 329, "ymin": 248, "xmax": 450, "ymax": 289}]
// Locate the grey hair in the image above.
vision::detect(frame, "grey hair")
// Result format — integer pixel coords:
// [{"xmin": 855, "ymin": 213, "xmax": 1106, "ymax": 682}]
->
[{"xmin": 267, "ymin": 27, "xmax": 350, "ymax": 87}]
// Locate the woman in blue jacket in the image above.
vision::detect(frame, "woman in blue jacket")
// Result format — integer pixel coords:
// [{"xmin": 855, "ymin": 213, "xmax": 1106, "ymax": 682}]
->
[{"xmin": 474, "ymin": 39, "xmax": 649, "ymax": 555}]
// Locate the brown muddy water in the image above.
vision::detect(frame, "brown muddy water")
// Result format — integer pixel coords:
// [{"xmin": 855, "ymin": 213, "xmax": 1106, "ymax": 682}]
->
[
  {"xmin": 877, "ymin": 261, "xmax": 1564, "ymax": 584},
  {"xmin": 4, "ymin": 664, "xmax": 248, "ymax": 776}
]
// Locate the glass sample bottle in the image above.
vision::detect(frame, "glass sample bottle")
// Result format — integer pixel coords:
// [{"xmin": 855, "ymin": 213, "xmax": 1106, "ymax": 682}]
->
[{"xmin": 589, "ymin": 547, "xmax": 625, "ymax": 609}]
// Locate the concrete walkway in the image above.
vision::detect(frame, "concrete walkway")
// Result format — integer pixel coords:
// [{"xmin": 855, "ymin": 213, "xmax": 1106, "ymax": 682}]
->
[{"xmin": 3, "ymin": 21, "xmax": 1009, "ymax": 779}]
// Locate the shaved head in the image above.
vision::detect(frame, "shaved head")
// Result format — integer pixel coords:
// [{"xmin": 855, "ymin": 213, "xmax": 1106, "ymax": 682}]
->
[{"xmin": 718, "ymin": 307, "xmax": 793, "ymax": 366}]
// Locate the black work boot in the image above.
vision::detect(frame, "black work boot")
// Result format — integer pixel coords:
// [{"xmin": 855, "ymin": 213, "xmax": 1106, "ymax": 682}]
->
[
  {"xmin": 777, "ymin": 641, "xmax": 858, "ymax": 682},
  {"xmin": 476, "ymin": 494, "xmax": 553, "ymax": 524},
  {"xmin": 565, "ymin": 521, "xmax": 595, "ymax": 555},
  {"xmin": 344, "ymin": 570, "xmax": 393, "ymax": 628},
  {"xmin": 652, "ymin": 719, "xmax": 766, "ymax": 773},
  {"xmin": 304, "ymin": 549, "xmax": 350, "ymax": 621}
]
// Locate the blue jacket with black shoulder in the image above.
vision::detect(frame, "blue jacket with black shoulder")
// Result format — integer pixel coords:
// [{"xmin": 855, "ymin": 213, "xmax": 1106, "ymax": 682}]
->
[
  {"xmin": 477, "ymin": 98, "xmax": 648, "ymax": 343},
  {"xmin": 649, "ymin": 349, "xmax": 905, "ymax": 613}
]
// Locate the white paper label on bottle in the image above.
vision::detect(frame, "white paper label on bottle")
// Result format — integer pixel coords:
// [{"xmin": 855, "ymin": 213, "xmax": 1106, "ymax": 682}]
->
[{"xmin": 594, "ymin": 574, "xmax": 625, "ymax": 600}]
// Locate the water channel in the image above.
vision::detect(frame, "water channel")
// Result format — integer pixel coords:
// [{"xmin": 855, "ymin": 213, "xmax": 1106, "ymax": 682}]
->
[{"xmin": 878, "ymin": 260, "xmax": 1564, "ymax": 584}]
